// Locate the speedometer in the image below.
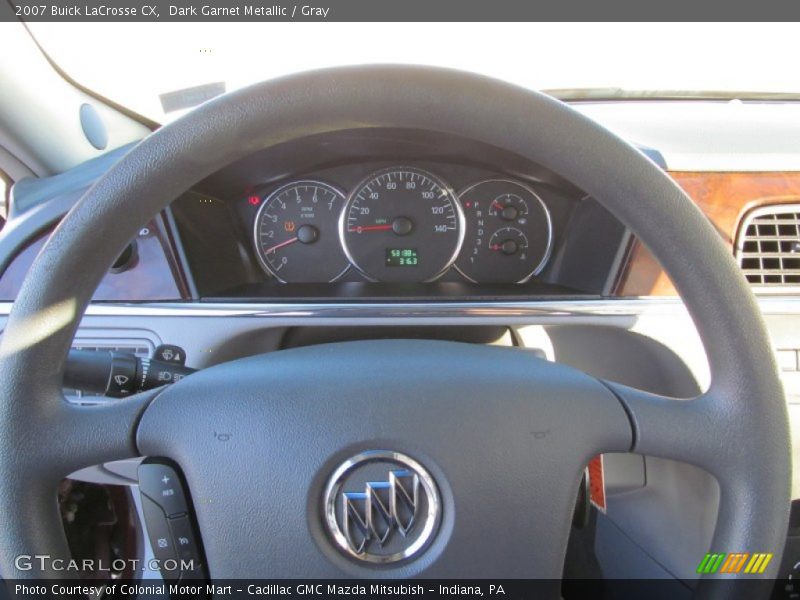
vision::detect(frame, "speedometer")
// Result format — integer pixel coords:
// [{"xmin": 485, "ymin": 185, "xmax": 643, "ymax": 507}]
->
[{"xmin": 340, "ymin": 167, "xmax": 464, "ymax": 282}]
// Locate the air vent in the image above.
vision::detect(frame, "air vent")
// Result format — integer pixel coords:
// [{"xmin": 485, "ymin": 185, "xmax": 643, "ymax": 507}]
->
[{"xmin": 736, "ymin": 204, "xmax": 800, "ymax": 288}]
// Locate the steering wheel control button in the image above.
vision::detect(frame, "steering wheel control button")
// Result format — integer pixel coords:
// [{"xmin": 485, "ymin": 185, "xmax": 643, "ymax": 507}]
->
[
  {"xmin": 138, "ymin": 462, "xmax": 209, "ymax": 582},
  {"xmin": 140, "ymin": 495, "xmax": 180, "ymax": 582},
  {"xmin": 154, "ymin": 344, "xmax": 186, "ymax": 365},
  {"xmin": 168, "ymin": 515, "xmax": 204, "ymax": 573},
  {"xmin": 138, "ymin": 462, "xmax": 189, "ymax": 517},
  {"xmin": 324, "ymin": 451, "xmax": 440, "ymax": 564}
]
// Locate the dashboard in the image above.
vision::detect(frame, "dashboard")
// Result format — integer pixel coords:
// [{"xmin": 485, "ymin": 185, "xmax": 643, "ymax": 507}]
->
[
  {"xmin": 0, "ymin": 128, "xmax": 631, "ymax": 303},
  {"xmin": 6, "ymin": 125, "xmax": 799, "ymax": 304},
  {"xmin": 165, "ymin": 129, "xmax": 627, "ymax": 301}
]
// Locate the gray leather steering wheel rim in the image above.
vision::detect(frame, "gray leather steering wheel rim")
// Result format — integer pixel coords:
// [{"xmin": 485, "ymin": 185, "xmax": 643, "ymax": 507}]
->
[{"xmin": 0, "ymin": 66, "xmax": 790, "ymax": 594}]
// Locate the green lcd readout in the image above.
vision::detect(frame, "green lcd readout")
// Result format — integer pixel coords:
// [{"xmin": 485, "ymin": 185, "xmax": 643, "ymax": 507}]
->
[{"xmin": 386, "ymin": 248, "xmax": 419, "ymax": 267}]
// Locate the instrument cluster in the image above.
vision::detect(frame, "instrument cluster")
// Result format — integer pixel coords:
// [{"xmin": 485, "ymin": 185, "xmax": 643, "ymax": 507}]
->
[{"xmin": 251, "ymin": 166, "xmax": 553, "ymax": 284}]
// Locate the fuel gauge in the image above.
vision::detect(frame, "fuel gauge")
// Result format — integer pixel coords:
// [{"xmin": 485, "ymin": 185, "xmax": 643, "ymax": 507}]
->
[
  {"xmin": 488, "ymin": 192, "xmax": 528, "ymax": 222},
  {"xmin": 456, "ymin": 179, "xmax": 552, "ymax": 283}
]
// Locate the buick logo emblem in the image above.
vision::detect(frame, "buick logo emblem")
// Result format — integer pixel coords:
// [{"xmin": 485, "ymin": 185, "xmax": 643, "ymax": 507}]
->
[{"xmin": 324, "ymin": 451, "xmax": 440, "ymax": 563}]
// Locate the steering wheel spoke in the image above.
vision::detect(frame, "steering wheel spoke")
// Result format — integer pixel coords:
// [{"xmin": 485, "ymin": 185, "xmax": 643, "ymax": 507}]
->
[
  {"xmin": 0, "ymin": 385, "xmax": 154, "ymax": 578},
  {"xmin": 8, "ymin": 388, "xmax": 156, "ymax": 477},
  {"xmin": 601, "ymin": 381, "xmax": 715, "ymax": 464},
  {"xmin": 604, "ymin": 379, "xmax": 790, "ymax": 586},
  {"xmin": 56, "ymin": 390, "xmax": 156, "ymax": 470}
]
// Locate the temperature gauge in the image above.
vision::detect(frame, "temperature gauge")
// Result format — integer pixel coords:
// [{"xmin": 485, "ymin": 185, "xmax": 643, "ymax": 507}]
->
[
  {"xmin": 456, "ymin": 179, "xmax": 552, "ymax": 283},
  {"xmin": 489, "ymin": 227, "xmax": 529, "ymax": 258}
]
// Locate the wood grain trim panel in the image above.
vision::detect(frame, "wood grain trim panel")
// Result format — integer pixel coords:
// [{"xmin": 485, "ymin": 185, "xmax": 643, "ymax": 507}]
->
[
  {"xmin": 615, "ymin": 172, "xmax": 800, "ymax": 296},
  {"xmin": 0, "ymin": 214, "xmax": 186, "ymax": 301}
]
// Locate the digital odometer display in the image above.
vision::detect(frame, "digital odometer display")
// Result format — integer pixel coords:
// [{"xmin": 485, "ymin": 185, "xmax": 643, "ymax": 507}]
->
[
  {"xmin": 386, "ymin": 248, "xmax": 419, "ymax": 267},
  {"xmin": 340, "ymin": 167, "xmax": 464, "ymax": 282}
]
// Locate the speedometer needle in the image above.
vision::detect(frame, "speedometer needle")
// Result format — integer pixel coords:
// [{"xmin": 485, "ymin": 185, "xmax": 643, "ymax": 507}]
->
[
  {"xmin": 263, "ymin": 237, "xmax": 298, "ymax": 254},
  {"xmin": 348, "ymin": 224, "xmax": 393, "ymax": 233}
]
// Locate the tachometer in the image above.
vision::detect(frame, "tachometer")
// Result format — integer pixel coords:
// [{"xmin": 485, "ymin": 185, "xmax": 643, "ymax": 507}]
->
[
  {"xmin": 340, "ymin": 167, "xmax": 464, "ymax": 282},
  {"xmin": 254, "ymin": 181, "xmax": 349, "ymax": 282},
  {"xmin": 455, "ymin": 179, "xmax": 552, "ymax": 283}
]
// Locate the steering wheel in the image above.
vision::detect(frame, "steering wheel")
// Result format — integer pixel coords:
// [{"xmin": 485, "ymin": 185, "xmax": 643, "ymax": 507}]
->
[{"xmin": 0, "ymin": 66, "xmax": 790, "ymax": 596}]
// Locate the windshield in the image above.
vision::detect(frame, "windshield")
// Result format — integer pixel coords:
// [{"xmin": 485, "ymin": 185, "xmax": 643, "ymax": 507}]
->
[{"xmin": 26, "ymin": 22, "xmax": 800, "ymax": 123}]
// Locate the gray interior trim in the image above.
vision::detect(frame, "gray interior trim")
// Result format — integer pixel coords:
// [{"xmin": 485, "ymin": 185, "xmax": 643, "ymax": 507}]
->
[
  {"xmin": 8, "ymin": 142, "xmax": 137, "ymax": 217},
  {"xmin": 0, "ymin": 143, "xmax": 36, "ymax": 182},
  {"xmin": 0, "ymin": 22, "xmax": 148, "ymax": 175}
]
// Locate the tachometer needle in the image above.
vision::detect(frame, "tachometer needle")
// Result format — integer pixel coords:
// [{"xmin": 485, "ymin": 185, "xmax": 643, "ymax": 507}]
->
[
  {"xmin": 348, "ymin": 224, "xmax": 393, "ymax": 233},
  {"xmin": 263, "ymin": 237, "xmax": 298, "ymax": 254}
]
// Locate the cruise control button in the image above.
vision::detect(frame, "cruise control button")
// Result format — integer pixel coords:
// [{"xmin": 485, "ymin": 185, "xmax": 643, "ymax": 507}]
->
[
  {"xmin": 168, "ymin": 515, "xmax": 203, "ymax": 570},
  {"xmin": 140, "ymin": 495, "xmax": 180, "ymax": 583},
  {"xmin": 138, "ymin": 462, "xmax": 188, "ymax": 517}
]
